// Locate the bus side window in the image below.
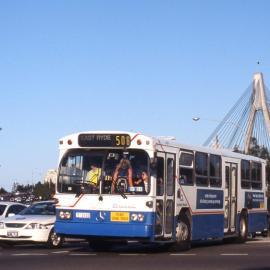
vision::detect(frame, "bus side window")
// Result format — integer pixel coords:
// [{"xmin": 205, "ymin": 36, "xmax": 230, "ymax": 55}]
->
[
  {"xmin": 251, "ymin": 162, "xmax": 262, "ymax": 190},
  {"xmin": 241, "ymin": 160, "xmax": 251, "ymax": 189},
  {"xmin": 195, "ymin": 152, "xmax": 208, "ymax": 186},
  {"xmin": 179, "ymin": 150, "xmax": 194, "ymax": 185},
  {"xmin": 209, "ymin": 154, "xmax": 222, "ymax": 187}
]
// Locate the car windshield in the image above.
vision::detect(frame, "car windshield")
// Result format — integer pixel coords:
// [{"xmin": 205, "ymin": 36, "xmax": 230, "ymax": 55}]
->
[
  {"xmin": 0, "ymin": 205, "xmax": 7, "ymax": 216},
  {"xmin": 20, "ymin": 202, "xmax": 55, "ymax": 215},
  {"xmin": 57, "ymin": 149, "xmax": 150, "ymax": 195}
]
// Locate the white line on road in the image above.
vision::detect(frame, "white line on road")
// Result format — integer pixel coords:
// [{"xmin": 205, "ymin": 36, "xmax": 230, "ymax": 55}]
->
[
  {"xmin": 119, "ymin": 253, "xmax": 146, "ymax": 256},
  {"xmin": 220, "ymin": 254, "xmax": 248, "ymax": 256},
  {"xmin": 170, "ymin": 253, "xmax": 196, "ymax": 256},
  {"xmin": 51, "ymin": 251, "xmax": 70, "ymax": 254},
  {"xmin": 12, "ymin": 253, "xmax": 48, "ymax": 256},
  {"xmin": 69, "ymin": 253, "xmax": 97, "ymax": 256}
]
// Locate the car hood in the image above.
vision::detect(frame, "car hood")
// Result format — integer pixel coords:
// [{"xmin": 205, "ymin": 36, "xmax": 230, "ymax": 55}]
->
[{"xmin": 2, "ymin": 215, "xmax": 56, "ymax": 224}]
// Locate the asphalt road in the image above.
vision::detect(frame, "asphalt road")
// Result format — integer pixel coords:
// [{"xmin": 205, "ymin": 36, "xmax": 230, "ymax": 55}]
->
[{"xmin": 1, "ymin": 238, "xmax": 270, "ymax": 270}]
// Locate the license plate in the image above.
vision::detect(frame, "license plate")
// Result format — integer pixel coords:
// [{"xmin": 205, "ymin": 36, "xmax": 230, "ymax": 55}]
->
[
  {"xmin": 110, "ymin": 212, "xmax": 129, "ymax": 222},
  {"xmin": 7, "ymin": 231, "xmax": 18, "ymax": 238}
]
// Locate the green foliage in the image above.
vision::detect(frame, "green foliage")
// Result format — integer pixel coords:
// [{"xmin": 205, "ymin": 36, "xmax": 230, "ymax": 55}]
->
[
  {"xmin": 248, "ymin": 137, "xmax": 270, "ymax": 160},
  {"xmin": 33, "ymin": 181, "xmax": 55, "ymax": 200},
  {"xmin": 0, "ymin": 187, "xmax": 7, "ymax": 194},
  {"xmin": 11, "ymin": 181, "xmax": 55, "ymax": 200}
]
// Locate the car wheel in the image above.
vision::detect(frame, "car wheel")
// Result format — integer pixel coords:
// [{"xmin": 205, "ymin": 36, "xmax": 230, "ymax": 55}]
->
[{"xmin": 46, "ymin": 229, "xmax": 63, "ymax": 248}]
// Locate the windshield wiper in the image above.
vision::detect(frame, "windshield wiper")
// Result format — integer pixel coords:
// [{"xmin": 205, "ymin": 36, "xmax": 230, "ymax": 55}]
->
[{"xmin": 116, "ymin": 187, "xmax": 127, "ymax": 199}]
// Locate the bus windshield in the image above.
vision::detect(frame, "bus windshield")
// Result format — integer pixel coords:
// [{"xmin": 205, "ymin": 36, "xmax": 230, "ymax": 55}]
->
[{"xmin": 57, "ymin": 149, "xmax": 149, "ymax": 195}]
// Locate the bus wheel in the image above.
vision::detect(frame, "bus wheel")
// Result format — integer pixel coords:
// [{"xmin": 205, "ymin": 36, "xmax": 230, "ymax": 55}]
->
[
  {"xmin": 172, "ymin": 214, "xmax": 191, "ymax": 251},
  {"xmin": 237, "ymin": 213, "xmax": 248, "ymax": 243}
]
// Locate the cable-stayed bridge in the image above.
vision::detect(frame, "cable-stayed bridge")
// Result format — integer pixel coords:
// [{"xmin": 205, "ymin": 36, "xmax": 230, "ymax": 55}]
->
[{"xmin": 204, "ymin": 73, "xmax": 270, "ymax": 156}]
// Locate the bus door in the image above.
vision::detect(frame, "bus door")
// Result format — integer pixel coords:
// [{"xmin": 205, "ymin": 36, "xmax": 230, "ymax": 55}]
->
[
  {"xmin": 155, "ymin": 152, "xmax": 176, "ymax": 239},
  {"xmin": 224, "ymin": 162, "xmax": 238, "ymax": 234}
]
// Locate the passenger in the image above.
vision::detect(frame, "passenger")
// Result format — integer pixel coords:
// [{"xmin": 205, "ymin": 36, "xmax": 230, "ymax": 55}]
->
[
  {"xmin": 86, "ymin": 163, "xmax": 101, "ymax": 188},
  {"xmin": 133, "ymin": 170, "xmax": 149, "ymax": 193},
  {"xmin": 112, "ymin": 158, "xmax": 133, "ymax": 193}
]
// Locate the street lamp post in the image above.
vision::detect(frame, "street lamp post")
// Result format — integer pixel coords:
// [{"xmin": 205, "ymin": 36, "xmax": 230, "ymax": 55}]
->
[{"xmin": 192, "ymin": 116, "xmax": 246, "ymax": 152}]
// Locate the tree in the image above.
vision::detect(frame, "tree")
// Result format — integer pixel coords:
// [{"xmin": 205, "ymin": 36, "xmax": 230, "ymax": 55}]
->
[
  {"xmin": 33, "ymin": 182, "xmax": 54, "ymax": 200},
  {"xmin": 248, "ymin": 137, "xmax": 270, "ymax": 160},
  {"xmin": 0, "ymin": 187, "xmax": 7, "ymax": 194}
]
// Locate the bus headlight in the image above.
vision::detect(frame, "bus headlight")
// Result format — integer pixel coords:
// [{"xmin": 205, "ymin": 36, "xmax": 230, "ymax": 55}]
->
[
  {"xmin": 131, "ymin": 213, "xmax": 138, "ymax": 221},
  {"xmin": 131, "ymin": 213, "xmax": 144, "ymax": 222},
  {"xmin": 59, "ymin": 210, "xmax": 72, "ymax": 220},
  {"xmin": 138, "ymin": 214, "xmax": 144, "ymax": 222}
]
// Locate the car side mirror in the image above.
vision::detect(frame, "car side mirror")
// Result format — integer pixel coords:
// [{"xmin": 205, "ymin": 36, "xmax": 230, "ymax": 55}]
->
[{"xmin": 8, "ymin": 213, "xmax": 15, "ymax": 217}]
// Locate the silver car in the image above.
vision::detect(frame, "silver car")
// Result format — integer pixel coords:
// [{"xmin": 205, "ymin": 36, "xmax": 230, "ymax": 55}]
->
[
  {"xmin": 0, "ymin": 202, "xmax": 26, "ymax": 219},
  {"xmin": 0, "ymin": 201, "xmax": 63, "ymax": 248}
]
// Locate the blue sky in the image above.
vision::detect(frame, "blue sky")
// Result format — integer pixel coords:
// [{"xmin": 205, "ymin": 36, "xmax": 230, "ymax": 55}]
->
[{"xmin": 0, "ymin": 0, "xmax": 270, "ymax": 191}]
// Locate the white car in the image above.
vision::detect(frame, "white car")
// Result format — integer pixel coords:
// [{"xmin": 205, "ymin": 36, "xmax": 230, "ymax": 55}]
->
[
  {"xmin": 0, "ymin": 202, "xmax": 27, "ymax": 219},
  {"xmin": 0, "ymin": 201, "xmax": 63, "ymax": 248}
]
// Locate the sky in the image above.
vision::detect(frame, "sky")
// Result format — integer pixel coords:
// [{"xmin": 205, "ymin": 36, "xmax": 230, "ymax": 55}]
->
[{"xmin": 0, "ymin": 0, "xmax": 270, "ymax": 191}]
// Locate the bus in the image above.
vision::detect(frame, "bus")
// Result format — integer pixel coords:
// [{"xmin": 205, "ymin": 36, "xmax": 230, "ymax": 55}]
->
[{"xmin": 54, "ymin": 131, "xmax": 268, "ymax": 250}]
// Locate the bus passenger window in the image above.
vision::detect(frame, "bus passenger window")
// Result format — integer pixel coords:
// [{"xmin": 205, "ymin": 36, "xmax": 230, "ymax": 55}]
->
[
  {"xmin": 241, "ymin": 160, "xmax": 251, "ymax": 189},
  {"xmin": 179, "ymin": 151, "xmax": 194, "ymax": 186},
  {"xmin": 251, "ymin": 162, "xmax": 262, "ymax": 189},
  {"xmin": 179, "ymin": 168, "xmax": 193, "ymax": 185},
  {"xmin": 195, "ymin": 152, "xmax": 208, "ymax": 186},
  {"xmin": 209, "ymin": 155, "xmax": 222, "ymax": 187}
]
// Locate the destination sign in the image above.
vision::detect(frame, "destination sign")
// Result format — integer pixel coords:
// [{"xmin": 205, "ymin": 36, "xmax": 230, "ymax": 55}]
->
[{"xmin": 78, "ymin": 134, "xmax": 131, "ymax": 147}]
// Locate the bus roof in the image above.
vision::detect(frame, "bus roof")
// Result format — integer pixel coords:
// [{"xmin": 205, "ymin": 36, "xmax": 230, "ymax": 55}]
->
[{"xmin": 59, "ymin": 131, "xmax": 266, "ymax": 163}]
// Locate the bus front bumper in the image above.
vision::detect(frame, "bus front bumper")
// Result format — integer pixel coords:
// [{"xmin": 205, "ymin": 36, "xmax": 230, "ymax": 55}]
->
[{"xmin": 55, "ymin": 221, "xmax": 154, "ymax": 239}]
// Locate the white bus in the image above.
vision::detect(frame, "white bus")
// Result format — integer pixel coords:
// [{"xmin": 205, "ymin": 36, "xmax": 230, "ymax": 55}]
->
[{"xmin": 55, "ymin": 131, "xmax": 268, "ymax": 250}]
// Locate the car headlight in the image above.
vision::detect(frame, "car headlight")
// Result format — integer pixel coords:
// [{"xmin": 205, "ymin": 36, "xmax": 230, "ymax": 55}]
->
[
  {"xmin": 25, "ymin": 223, "xmax": 48, "ymax": 230},
  {"xmin": 59, "ymin": 210, "xmax": 72, "ymax": 220},
  {"xmin": 0, "ymin": 222, "xmax": 4, "ymax": 229}
]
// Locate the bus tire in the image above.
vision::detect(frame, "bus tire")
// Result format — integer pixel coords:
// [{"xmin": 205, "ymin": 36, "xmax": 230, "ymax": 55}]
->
[
  {"xmin": 171, "ymin": 214, "xmax": 191, "ymax": 251},
  {"xmin": 237, "ymin": 213, "xmax": 248, "ymax": 243}
]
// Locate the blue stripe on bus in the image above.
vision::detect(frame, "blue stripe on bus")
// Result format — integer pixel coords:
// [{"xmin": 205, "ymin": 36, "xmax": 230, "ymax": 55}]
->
[
  {"xmin": 55, "ymin": 210, "xmax": 155, "ymax": 238},
  {"xmin": 247, "ymin": 212, "xmax": 268, "ymax": 233},
  {"xmin": 191, "ymin": 214, "xmax": 224, "ymax": 240},
  {"xmin": 55, "ymin": 221, "xmax": 154, "ymax": 238}
]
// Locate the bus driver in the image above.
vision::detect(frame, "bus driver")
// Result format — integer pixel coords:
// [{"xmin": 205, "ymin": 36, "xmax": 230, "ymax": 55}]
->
[{"xmin": 86, "ymin": 163, "xmax": 101, "ymax": 190}]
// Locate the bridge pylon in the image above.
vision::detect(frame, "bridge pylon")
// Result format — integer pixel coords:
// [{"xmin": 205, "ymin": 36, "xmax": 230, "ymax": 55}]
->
[
  {"xmin": 203, "ymin": 72, "xmax": 270, "ymax": 155},
  {"xmin": 244, "ymin": 73, "xmax": 270, "ymax": 153}
]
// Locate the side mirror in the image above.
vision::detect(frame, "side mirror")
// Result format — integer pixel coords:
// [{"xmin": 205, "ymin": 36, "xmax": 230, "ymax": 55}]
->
[{"xmin": 8, "ymin": 213, "xmax": 15, "ymax": 217}]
